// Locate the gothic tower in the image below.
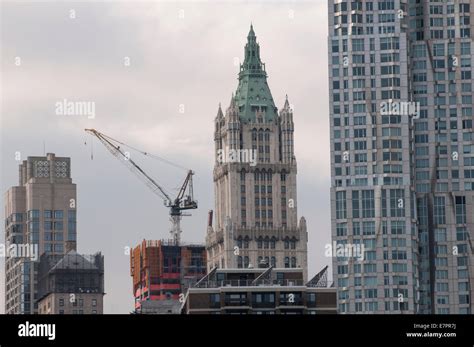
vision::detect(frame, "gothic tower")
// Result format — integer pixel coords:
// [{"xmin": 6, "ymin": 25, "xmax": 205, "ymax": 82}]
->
[{"xmin": 206, "ymin": 25, "xmax": 308, "ymax": 280}]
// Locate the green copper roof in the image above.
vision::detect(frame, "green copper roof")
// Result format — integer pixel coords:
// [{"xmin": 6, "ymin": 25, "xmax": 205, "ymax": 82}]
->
[{"xmin": 234, "ymin": 25, "xmax": 278, "ymax": 122}]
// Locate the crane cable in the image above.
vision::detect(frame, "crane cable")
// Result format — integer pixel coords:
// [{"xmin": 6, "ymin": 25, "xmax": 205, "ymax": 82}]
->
[{"xmin": 98, "ymin": 131, "xmax": 189, "ymax": 172}]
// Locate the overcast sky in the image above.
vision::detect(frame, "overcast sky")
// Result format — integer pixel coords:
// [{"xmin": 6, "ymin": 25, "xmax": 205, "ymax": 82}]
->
[{"xmin": 0, "ymin": 0, "xmax": 329, "ymax": 313}]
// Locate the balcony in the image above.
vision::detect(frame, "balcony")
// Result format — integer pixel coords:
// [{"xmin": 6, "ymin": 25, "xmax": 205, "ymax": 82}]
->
[{"xmin": 197, "ymin": 279, "xmax": 304, "ymax": 288}]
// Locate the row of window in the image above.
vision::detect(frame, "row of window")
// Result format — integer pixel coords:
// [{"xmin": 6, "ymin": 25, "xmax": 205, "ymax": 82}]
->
[
  {"xmin": 334, "ymin": 0, "xmax": 397, "ymax": 13},
  {"xmin": 236, "ymin": 237, "xmax": 297, "ymax": 250},
  {"xmin": 59, "ymin": 298, "xmax": 97, "ymax": 307},
  {"xmin": 211, "ymin": 292, "xmax": 312, "ymax": 305},
  {"xmin": 236, "ymin": 256, "xmax": 298, "ymax": 269},
  {"xmin": 27, "ymin": 221, "xmax": 76, "ymax": 233},
  {"xmin": 27, "ymin": 210, "xmax": 76, "ymax": 221}
]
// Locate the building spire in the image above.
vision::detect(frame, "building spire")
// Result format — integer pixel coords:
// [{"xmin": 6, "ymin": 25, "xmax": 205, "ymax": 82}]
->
[
  {"xmin": 234, "ymin": 25, "xmax": 277, "ymax": 123},
  {"xmin": 216, "ymin": 103, "xmax": 223, "ymax": 119},
  {"xmin": 242, "ymin": 24, "xmax": 262, "ymax": 71},
  {"xmin": 284, "ymin": 94, "xmax": 290, "ymax": 109},
  {"xmin": 248, "ymin": 23, "xmax": 255, "ymax": 40}
]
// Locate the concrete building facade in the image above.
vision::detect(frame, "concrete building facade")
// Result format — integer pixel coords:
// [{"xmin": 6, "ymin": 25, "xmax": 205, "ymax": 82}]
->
[
  {"xmin": 4, "ymin": 153, "xmax": 77, "ymax": 314},
  {"xmin": 328, "ymin": 0, "xmax": 473, "ymax": 313}
]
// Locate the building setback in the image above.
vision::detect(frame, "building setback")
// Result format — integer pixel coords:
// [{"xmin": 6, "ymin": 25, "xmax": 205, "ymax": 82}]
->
[
  {"xmin": 4, "ymin": 153, "xmax": 77, "ymax": 314},
  {"xmin": 328, "ymin": 0, "xmax": 473, "ymax": 313},
  {"xmin": 206, "ymin": 25, "xmax": 308, "ymax": 280},
  {"xmin": 130, "ymin": 239, "xmax": 206, "ymax": 313},
  {"xmin": 182, "ymin": 267, "xmax": 336, "ymax": 314},
  {"xmin": 37, "ymin": 251, "xmax": 105, "ymax": 314}
]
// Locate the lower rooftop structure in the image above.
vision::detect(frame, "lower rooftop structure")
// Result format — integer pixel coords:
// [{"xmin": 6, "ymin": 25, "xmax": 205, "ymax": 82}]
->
[
  {"xmin": 37, "ymin": 250, "xmax": 105, "ymax": 314},
  {"xmin": 181, "ymin": 266, "xmax": 336, "ymax": 314}
]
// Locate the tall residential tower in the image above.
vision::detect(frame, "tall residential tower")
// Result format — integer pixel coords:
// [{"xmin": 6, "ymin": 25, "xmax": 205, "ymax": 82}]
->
[
  {"xmin": 329, "ymin": 0, "xmax": 473, "ymax": 314},
  {"xmin": 4, "ymin": 153, "xmax": 77, "ymax": 313}
]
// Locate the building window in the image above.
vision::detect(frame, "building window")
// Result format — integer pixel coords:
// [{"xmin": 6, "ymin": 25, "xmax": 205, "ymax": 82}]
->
[
  {"xmin": 455, "ymin": 196, "xmax": 466, "ymax": 224},
  {"xmin": 68, "ymin": 210, "xmax": 76, "ymax": 221},
  {"xmin": 270, "ymin": 237, "xmax": 276, "ymax": 249},
  {"xmin": 434, "ymin": 196, "xmax": 446, "ymax": 225},
  {"xmin": 210, "ymin": 293, "xmax": 220, "ymax": 308},
  {"xmin": 336, "ymin": 191, "xmax": 347, "ymax": 219},
  {"xmin": 54, "ymin": 210, "xmax": 64, "ymax": 219},
  {"xmin": 59, "ymin": 299, "xmax": 64, "ymax": 307},
  {"xmin": 244, "ymin": 256, "xmax": 249, "ymax": 268},
  {"xmin": 361, "ymin": 190, "xmax": 375, "ymax": 218},
  {"xmin": 352, "ymin": 191, "xmax": 359, "ymax": 218},
  {"xmin": 284, "ymin": 257, "xmax": 290, "ymax": 268},
  {"xmin": 291, "ymin": 257, "xmax": 296, "ymax": 268},
  {"xmin": 28, "ymin": 210, "xmax": 40, "ymax": 221}
]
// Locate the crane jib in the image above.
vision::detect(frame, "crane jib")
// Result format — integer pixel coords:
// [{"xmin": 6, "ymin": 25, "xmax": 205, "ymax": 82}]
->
[{"xmin": 84, "ymin": 128, "xmax": 198, "ymax": 244}]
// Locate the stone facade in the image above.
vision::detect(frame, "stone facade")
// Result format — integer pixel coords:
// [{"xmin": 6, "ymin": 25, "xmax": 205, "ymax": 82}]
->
[
  {"xmin": 38, "ymin": 293, "xmax": 103, "ymax": 315},
  {"xmin": 206, "ymin": 26, "xmax": 308, "ymax": 281}
]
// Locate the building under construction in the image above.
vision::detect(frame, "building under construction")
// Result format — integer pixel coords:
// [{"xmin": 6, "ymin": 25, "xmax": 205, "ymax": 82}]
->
[
  {"xmin": 37, "ymin": 250, "xmax": 105, "ymax": 314},
  {"xmin": 130, "ymin": 239, "xmax": 206, "ymax": 313}
]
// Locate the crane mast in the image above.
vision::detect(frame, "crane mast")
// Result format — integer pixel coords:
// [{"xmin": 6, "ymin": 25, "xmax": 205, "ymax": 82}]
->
[{"xmin": 85, "ymin": 128, "xmax": 197, "ymax": 244}]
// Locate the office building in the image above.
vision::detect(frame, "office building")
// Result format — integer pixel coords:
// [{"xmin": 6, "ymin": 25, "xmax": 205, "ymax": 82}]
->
[
  {"xmin": 206, "ymin": 25, "xmax": 308, "ymax": 280},
  {"xmin": 4, "ymin": 153, "xmax": 77, "ymax": 314}
]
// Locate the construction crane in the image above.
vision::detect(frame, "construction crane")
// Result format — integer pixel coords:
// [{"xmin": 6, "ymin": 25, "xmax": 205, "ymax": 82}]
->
[{"xmin": 84, "ymin": 128, "xmax": 197, "ymax": 245}]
